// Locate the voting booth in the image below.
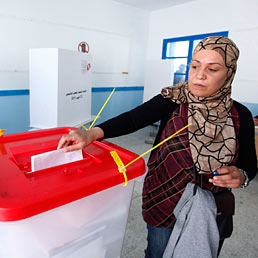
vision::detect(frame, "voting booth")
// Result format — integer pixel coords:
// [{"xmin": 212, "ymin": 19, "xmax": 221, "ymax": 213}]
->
[
  {"xmin": 0, "ymin": 128, "xmax": 145, "ymax": 258},
  {"xmin": 29, "ymin": 48, "xmax": 92, "ymax": 129}
]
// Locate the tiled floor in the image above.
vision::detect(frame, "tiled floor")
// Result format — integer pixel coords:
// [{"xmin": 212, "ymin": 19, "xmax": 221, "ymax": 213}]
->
[{"xmin": 107, "ymin": 126, "xmax": 258, "ymax": 258}]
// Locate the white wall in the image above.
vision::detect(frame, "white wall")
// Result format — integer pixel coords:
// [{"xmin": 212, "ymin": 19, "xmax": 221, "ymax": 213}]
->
[
  {"xmin": 0, "ymin": 0, "xmax": 149, "ymax": 90},
  {"xmin": 145, "ymin": 0, "xmax": 258, "ymax": 104}
]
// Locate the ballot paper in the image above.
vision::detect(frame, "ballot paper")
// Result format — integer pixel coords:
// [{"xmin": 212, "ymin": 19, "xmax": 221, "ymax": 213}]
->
[{"xmin": 31, "ymin": 149, "xmax": 83, "ymax": 172}]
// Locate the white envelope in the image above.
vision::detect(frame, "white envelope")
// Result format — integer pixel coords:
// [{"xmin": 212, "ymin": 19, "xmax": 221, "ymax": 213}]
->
[{"xmin": 31, "ymin": 149, "xmax": 83, "ymax": 172}]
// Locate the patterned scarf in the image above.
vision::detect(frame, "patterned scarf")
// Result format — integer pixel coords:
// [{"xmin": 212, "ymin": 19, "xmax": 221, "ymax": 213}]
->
[{"xmin": 161, "ymin": 36, "xmax": 240, "ymax": 174}]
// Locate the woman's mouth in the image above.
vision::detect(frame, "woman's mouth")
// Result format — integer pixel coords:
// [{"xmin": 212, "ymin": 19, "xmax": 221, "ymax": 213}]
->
[{"xmin": 193, "ymin": 83, "xmax": 205, "ymax": 88}]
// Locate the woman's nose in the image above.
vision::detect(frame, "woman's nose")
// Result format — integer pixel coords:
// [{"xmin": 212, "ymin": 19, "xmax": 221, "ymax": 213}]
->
[{"xmin": 196, "ymin": 69, "xmax": 206, "ymax": 79}]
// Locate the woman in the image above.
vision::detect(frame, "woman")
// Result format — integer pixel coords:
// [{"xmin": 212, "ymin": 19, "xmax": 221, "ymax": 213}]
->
[{"xmin": 58, "ymin": 36, "xmax": 257, "ymax": 257}]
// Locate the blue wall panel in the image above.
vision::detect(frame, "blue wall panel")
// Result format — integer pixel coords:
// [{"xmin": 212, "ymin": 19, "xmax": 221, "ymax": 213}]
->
[
  {"xmin": 0, "ymin": 94, "xmax": 30, "ymax": 134},
  {"xmin": 0, "ymin": 87, "xmax": 144, "ymax": 134},
  {"xmin": 91, "ymin": 87, "xmax": 144, "ymax": 125}
]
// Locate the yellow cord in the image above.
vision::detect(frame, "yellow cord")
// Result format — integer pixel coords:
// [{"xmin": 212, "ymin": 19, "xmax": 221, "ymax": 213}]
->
[
  {"xmin": 0, "ymin": 129, "xmax": 6, "ymax": 137},
  {"xmin": 110, "ymin": 123, "xmax": 191, "ymax": 186},
  {"xmin": 89, "ymin": 88, "xmax": 116, "ymax": 129},
  {"xmin": 80, "ymin": 123, "xmax": 88, "ymax": 131},
  {"xmin": 123, "ymin": 123, "xmax": 192, "ymax": 170},
  {"xmin": 110, "ymin": 151, "xmax": 128, "ymax": 186}
]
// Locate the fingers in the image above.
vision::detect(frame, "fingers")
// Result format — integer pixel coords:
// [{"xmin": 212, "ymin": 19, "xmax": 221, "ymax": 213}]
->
[
  {"xmin": 209, "ymin": 166, "xmax": 242, "ymax": 188},
  {"xmin": 57, "ymin": 130, "xmax": 82, "ymax": 149},
  {"xmin": 63, "ymin": 142, "xmax": 84, "ymax": 152},
  {"xmin": 57, "ymin": 136, "xmax": 69, "ymax": 150},
  {"xmin": 57, "ymin": 134, "xmax": 76, "ymax": 150},
  {"xmin": 57, "ymin": 129, "xmax": 90, "ymax": 152}
]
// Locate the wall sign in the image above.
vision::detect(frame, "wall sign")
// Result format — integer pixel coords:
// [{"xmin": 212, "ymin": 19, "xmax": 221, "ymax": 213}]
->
[{"xmin": 78, "ymin": 42, "xmax": 90, "ymax": 53}]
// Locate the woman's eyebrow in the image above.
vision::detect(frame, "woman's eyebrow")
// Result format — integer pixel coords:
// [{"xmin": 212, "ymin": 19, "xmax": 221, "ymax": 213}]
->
[{"xmin": 191, "ymin": 59, "xmax": 224, "ymax": 66}]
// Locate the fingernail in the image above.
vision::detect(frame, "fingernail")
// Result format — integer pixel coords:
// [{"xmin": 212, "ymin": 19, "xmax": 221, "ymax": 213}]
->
[{"xmin": 213, "ymin": 170, "xmax": 219, "ymax": 175}]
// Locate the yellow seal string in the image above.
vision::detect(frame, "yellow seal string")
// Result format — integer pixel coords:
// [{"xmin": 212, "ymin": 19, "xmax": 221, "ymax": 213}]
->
[
  {"xmin": 89, "ymin": 88, "xmax": 116, "ymax": 129},
  {"xmin": 110, "ymin": 123, "xmax": 191, "ymax": 186},
  {"xmin": 110, "ymin": 150, "xmax": 128, "ymax": 186},
  {"xmin": 80, "ymin": 123, "xmax": 88, "ymax": 131},
  {"xmin": 0, "ymin": 129, "xmax": 6, "ymax": 137}
]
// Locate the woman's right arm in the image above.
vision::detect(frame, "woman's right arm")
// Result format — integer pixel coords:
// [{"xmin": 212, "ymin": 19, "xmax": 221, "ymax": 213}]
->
[
  {"xmin": 57, "ymin": 94, "xmax": 176, "ymax": 151},
  {"xmin": 97, "ymin": 94, "xmax": 176, "ymax": 138},
  {"xmin": 57, "ymin": 127, "xmax": 104, "ymax": 152}
]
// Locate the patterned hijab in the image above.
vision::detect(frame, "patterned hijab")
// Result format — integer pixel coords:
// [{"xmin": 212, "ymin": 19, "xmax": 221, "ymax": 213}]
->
[{"xmin": 161, "ymin": 36, "xmax": 240, "ymax": 174}]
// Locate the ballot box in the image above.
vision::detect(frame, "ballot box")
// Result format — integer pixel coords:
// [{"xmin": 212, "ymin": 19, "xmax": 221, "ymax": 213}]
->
[{"xmin": 0, "ymin": 128, "xmax": 145, "ymax": 258}]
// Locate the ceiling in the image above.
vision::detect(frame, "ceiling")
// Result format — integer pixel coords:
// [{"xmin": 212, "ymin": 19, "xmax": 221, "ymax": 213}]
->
[{"xmin": 112, "ymin": 0, "xmax": 195, "ymax": 11}]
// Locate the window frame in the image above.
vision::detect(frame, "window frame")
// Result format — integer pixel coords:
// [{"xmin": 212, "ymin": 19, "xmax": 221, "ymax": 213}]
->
[{"xmin": 162, "ymin": 31, "xmax": 229, "ymax": 82}]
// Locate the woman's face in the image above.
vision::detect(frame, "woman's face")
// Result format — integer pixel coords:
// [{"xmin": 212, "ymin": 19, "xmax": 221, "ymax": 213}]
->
[{"xmin": 188, "ymin": 50, "xmax": 228, "ymax": 97}]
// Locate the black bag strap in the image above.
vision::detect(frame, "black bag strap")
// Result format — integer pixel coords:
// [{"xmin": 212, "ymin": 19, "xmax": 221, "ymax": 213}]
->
[{"xmin": 193, "ymin": 166, "xmax": 203, "ymax": 195}]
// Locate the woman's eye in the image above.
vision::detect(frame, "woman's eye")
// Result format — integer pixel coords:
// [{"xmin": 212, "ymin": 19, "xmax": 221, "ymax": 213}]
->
[
  {"xmin": 191, "ymin": 65, "xmax": 198, "ymax": 69},
  {"xmin": 209, "ymin": 68, "xmax": 217, "ymax": 72}
]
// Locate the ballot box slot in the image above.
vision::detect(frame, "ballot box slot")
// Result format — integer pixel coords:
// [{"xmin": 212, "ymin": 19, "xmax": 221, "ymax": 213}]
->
[
  {"xmin": 25, "ymin": 157, "xmax": 91, "ymax": 178},
  {"xmin": 8, "ymin": 140, "xmax": 95, "ymax": 174}
]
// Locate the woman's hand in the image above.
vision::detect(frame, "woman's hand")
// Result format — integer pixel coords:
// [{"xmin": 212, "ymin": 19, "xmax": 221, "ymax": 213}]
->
[
  {"xmin": 209, "ymin": 166, "xmax": 246, "ymax": 189},
  {"xmin": 57, "ymin": 127, "xmax": 104, "ymax": 152}
]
